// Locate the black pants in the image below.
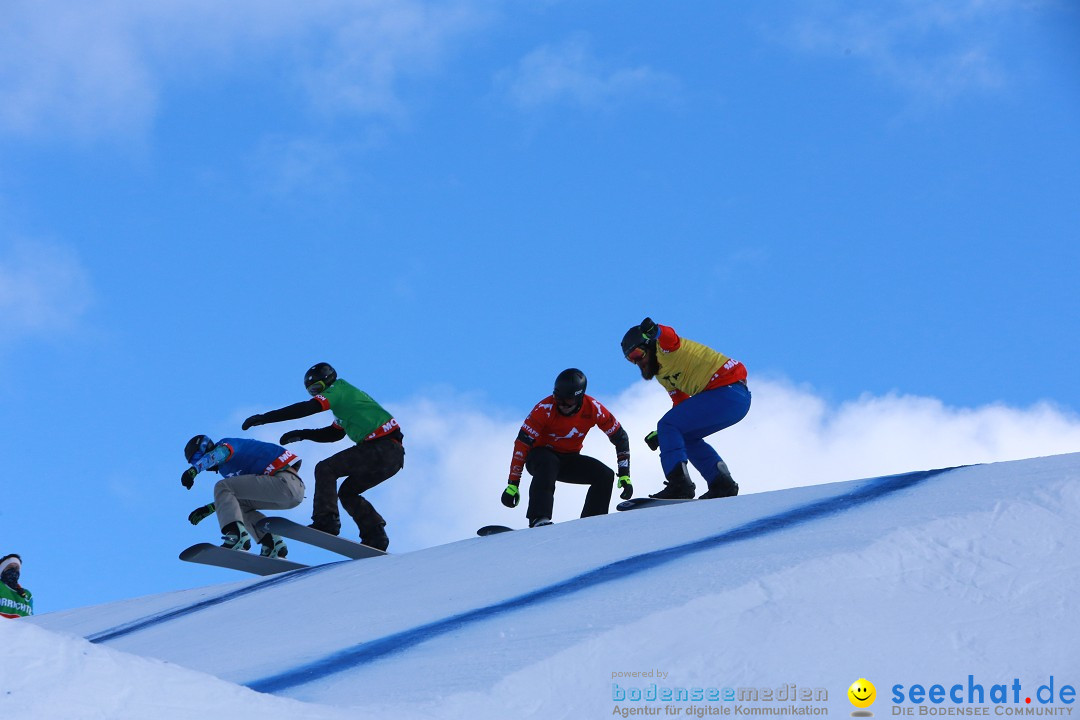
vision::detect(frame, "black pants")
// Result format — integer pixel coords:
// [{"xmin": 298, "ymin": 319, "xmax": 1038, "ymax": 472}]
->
[
  {"xmin": 525, "ymin": 447, "xmax": 614, "ymax": 522},
  {"xmin": 311, "ymin": 436, "xmax": 404, "ymax": 536}
]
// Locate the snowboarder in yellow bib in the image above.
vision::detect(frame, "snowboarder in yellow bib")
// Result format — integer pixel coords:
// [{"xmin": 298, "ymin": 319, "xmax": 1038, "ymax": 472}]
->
[{"xmin": 621, "ymin": 318, "xmax": 751, "ymax": 500}]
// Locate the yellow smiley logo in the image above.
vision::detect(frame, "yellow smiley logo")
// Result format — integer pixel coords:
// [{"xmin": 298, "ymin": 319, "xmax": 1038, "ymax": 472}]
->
[{"xmin": 848, "ymin": 679, "xmax": 876, "ymax": 708}]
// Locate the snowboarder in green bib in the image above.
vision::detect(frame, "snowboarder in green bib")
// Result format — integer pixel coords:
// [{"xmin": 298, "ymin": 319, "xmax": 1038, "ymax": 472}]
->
[
  {"xmin": 242, "ymin": 363, "xmax": 402, "ymax": 551},
  {"xmin": 0, "ymin": 554, "xmax": 33, "ymax": 618}
]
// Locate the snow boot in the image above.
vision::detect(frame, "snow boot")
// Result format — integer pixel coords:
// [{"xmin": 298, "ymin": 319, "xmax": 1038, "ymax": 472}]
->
[
  {"xmin": 361, "ymin": 522, "xmax": 389, "ymax": 552},
  {"xmin": 344, "ymin": 494, "xmax": 389, "ymax": 551},
  {"xmin": 220, "ymin": 521, "xmax": 252, "ymax": 551},
  {"xmin": 529, "ymin": 517, "xmax": 553, "ymax": 528},
  {"xmin": 699, "ymin": 460, "xmax": 739, "ymax": 500},
  {"xmin": 649, "ymin": 461, "xmax": 696, "ymax": 500},
  {"xmin": 308, "ymin": 515, "xmax": 341, "ymax": 536},
  {"xmin": 260, "ymin": 534, "xmax": 288, "ymax": 559}
]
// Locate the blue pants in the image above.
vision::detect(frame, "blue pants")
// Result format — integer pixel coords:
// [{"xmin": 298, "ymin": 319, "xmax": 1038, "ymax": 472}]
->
[{"xmin": 657, "ymin": 382, "xmax": 751, "ymax": 481}]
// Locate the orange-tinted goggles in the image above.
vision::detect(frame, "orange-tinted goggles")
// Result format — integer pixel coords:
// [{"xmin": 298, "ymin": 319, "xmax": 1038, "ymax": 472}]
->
[{"xmin": 625, "ymin": 346, "xmax": 647, "ymax": 362}]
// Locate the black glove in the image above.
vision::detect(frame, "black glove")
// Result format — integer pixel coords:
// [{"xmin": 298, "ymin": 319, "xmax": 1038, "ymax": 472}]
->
[
  {"xmin": 639, "ymin": 317, "xmax": 659, "ymax": 341},
  {"xmin": 280, "ymin": 430, "xmax": 305, "ymax": 445},
  {"xmin": 242, "ymin": 414, "xmax": 264, "ymax": 431},
  {"xmin": 181, "ymin": 467, "xmax": 198, "ymax": 489},
  {"xmin": 188, "ymin": 503, "xmax": 216, "ymax": 525},
  {"xmin": 618, "ymin": 476, "xmax": 633, "ymax": 500},
  {"xmin": 644, "ymin": 431, "xmax": 660, "ymax": 451},
  {"xmin": 501, "ymin": 482, "xmax": 520, "ymax": 508}
]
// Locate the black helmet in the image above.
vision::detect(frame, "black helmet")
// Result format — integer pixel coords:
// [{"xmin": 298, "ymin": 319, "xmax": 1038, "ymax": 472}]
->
[
  {"xmin": 621, "ymin": 324, "xmax": 653, "ymax": 360},
  {"xmin": 553, "ymin": 368, "xmax": 587, "ymax": 414},
  {"xmin": 184, "ymin": 434, "xmax": 215, "ymax": 464},
  {"xmin": 305, "ymin": 362, "xmax": 338, "ymax": 396}
]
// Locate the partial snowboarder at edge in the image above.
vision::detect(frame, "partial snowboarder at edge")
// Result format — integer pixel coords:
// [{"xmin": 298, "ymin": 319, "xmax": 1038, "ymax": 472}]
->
[{"xmin": 0, "ymin": 554, "xmax": 33, "ymax": 618}]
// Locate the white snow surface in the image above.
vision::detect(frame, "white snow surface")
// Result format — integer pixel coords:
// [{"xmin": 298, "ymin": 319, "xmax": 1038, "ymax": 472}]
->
[{"xmin": 13, "ymin": 452, "xmax": 1080, "ymax": 719}]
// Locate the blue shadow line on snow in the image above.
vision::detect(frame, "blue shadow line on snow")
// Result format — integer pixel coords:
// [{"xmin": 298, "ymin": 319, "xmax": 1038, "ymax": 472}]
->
[
  {"xmin": 88, "ymin": 561, "xmax": 343, "ymax": 644},
  {"xmin": 246, "ymin": 465, "xmax": 962, "ymax": 694}
]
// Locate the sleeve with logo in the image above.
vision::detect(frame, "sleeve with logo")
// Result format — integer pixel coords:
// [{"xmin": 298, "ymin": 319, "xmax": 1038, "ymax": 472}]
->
[
  {"xmin": 507, "ymin": 400, "xmax": 549, "ymax": 484},
  {"xmin": 591, "ymin": 397, "xmax": 631, "ymax": 477}
]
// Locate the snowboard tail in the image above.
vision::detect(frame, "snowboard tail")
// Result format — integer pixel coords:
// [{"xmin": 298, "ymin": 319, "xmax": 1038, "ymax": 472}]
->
[
  {"xmin": 477, "ymin": 525, "xmax": 515, "ymax": 537},
  {"xmin": 179, "ymin": 543, "xmax": 308, "ymax": 576},
  {"xmin": 256, "ymin": 517, "xmax": 387, "ymax": 560}
]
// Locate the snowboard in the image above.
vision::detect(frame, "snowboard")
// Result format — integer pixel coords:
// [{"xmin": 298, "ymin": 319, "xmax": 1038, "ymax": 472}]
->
[
  {"xmin": 616, "ymin": 497, "xmax": 696, "ymax": 512},
  {"xmin": 477, "ymin": 525, "xmax": 515, "ymax": 537},
  {"xmin": 179, "ymin": 543, "xmax": 308, "ymax": 576},
  {"xmin": 255, "ymin": 516, "xmax": 387, "ymax": 560}
]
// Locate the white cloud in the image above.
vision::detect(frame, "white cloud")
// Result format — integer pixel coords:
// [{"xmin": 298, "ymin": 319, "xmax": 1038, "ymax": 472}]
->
[
  {"xmin": 249, "ymin": 135, "xmax": 358, "ymax": 197},
  {"xmin": 363, "ymin": 378, "xmax": 1080, "ymax": 551},
  {"xmin": 298, "ymin": 2, "xmax": 486, "ymax": 119},
  {"xmin": 498, "ymin": 34, "xmax": 680, "ymax": 111},
  {"xmin": 0, "ymin": 239, "xmax": 94, "ymax": 337},
  {"xmin": 722, "ymin": 377, "xmax": 1080, "ymax": 488},
  {"xmin": 0, "ymin": 0, "xmax": 489, "ymax": 140},
  {"xmin": 774, "ymin": 0, "xmax": 1022, "ymax": 99},
  {"xmin": 0, "ymin": 2, "xmax": 160, "ymax": 139}
]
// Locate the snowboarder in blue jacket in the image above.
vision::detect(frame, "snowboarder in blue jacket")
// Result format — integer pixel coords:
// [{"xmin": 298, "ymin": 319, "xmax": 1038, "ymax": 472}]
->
[{"xmin": 181, "ymin": 435, "xmax": 305, "ymax": 558}]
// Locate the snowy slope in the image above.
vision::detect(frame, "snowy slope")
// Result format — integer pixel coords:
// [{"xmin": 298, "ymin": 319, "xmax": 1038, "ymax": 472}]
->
[
  {"xmin": 1, "ymin": 620, "xmax": 354, "ymax": 720},
  {"xmin": 21, "ymin": 453, "xmax": 1080, "ymax": 719}
]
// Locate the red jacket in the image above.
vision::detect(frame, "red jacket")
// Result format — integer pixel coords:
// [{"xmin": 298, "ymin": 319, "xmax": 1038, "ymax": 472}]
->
[{"xmin": 507, "ymin": 395, "xmax": 625, "ymax": 484}]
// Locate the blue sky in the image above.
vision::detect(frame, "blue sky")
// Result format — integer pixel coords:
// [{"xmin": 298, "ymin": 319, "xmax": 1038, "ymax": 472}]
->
[{"xmin": 2, "ymin": 0, "xmax": 1079, "ymax": 613}]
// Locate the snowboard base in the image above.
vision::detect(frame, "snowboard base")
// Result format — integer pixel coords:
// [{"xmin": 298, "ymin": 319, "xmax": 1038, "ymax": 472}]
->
[
  {"xmin": 179, "ymin": 543, "xmax": 308, "ymax": 576},
  {"xmin": 616, "ymin": 497, "xmax": 696, "ymax": 512}
]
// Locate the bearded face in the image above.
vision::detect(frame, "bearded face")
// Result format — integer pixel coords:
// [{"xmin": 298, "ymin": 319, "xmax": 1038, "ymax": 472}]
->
[{"xmin": 635, "ymin": 345, "xmax": 659, "ymax": 380}]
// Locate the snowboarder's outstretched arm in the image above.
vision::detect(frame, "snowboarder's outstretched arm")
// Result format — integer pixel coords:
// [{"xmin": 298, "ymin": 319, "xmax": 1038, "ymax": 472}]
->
[
  {"xmin": 279, "ymin": 424, "xmax": 346, "ymax": 445},
  {"xmin": 242, "ymin": 399, "xmax": 324, "ymax": 430},
  {"xmin": 244, "ymin": 397, "xmax": 349, "ymax": 445}
]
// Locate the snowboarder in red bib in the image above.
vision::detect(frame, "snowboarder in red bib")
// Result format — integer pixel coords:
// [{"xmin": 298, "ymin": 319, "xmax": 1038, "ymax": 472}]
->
[
  {"xmin": 502, "ymin": 368, "xmax": 632, "ymax": 527},
  {"xmin": 621, "ymin": 317, "xmax": 751, "ymax": 500},
  {"xmin": 242, "ymin": 362, "xmax": 402, "ymax": 551}
]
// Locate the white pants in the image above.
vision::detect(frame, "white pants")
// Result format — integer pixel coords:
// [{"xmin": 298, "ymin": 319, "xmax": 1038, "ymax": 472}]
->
[{"xmin": 214, "ymin": 467, "xmax": 305, "ymax": 543}]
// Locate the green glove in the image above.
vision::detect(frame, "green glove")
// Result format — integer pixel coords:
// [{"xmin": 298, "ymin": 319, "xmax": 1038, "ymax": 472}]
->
[
  {"xmin": 188, "ymin": 503, "xmax": 216, "ymax": 525},
  {"xmin": 618, "ymin": 475, "xmax": 633, "ymax": 500},
  {"xmin": 501, "ymin": 483, "xmax": 520, "ymax": 508},
  {"xmin": 644, "ymin": 431, "xmax": 660, "ymax": 451},
  {"xmin": 181, "ymin": 466, "xmax": 198, "ymax": 489}
]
